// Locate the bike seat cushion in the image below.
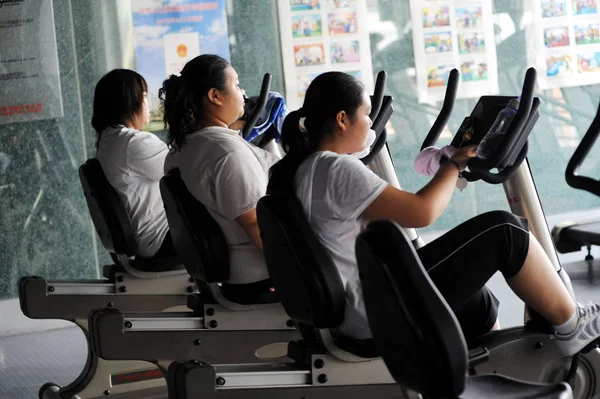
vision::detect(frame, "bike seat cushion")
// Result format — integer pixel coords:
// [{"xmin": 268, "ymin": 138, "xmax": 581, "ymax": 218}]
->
[
  {"xmin": 257, "ymin": 194, "xmax": 346, "ymax": 329},
  {"xmin": 220, "ymin": 279, "xmax": 279, "ymax": 305},
  {"xmin": 79, "ymin": 158, "xmax": 137, "ymax": 256},
  {"xmin": 356, "ymin": 220, "xmax": 573, "ymax": 399},
  {"xmin": 356, "ymin": 219, "xmax": 468, "ymax": 397},
  {"xmin": 131, "ymin": 254, "xmax": 184, "ymax": 272},
  {"xmin": 81, "ymin": 159, "xmax": 184, "ymax": 273},
  {"xmin": 332, "ymin": 332, "xmax": 378, "ymax": 359},
  {"xmin": 160, "ymin": 168, "xmax": 230, "ymax": 283},
  {"xmin": 562, "ymin": 221, "xmax": 600, "ymax": 248}
]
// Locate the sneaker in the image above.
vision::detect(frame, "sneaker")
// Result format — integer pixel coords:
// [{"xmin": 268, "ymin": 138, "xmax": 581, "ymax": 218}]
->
[{"xmin": 555, "ymin": 302, "xmax": 600, "ymax": 356}]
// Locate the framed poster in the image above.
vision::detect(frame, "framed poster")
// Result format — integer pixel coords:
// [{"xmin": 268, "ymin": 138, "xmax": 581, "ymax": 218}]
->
[
  {"xmin": 531, "ymin": 0, "xmax": 600, "ymax": 89},
  {"xmin": 279, "ymin": 0, "xmax": 375, "ymax": 111},
  {"xmin": 0, "ymin": 0, "xmax": 63, "ymax": 124},
  {"xmin": 131, "ymin": 0, "xmax": 230, "ymax": 130},
  {"xmin": 410, "ymin": 0, "xmax": 499, "ymax": 103}
]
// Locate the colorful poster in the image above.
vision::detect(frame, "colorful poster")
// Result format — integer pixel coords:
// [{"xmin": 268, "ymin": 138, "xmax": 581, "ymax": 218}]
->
[
  {"xmin": 531, "ymin": 0, "xmax": 600, "ymax": 88},
  {"xmin": 410, "ymin": 0, "xmax": 499, "ymax": 103},
  {"xmin": 0, "ymin": 0, "xmax": 63, "ymax": 124},
  {"xmin": 279, "ymin": 0, "xmax": 375, "ymax": 110},
  {"xmin": 131, "ymin": 0, "xmax": 230, "ymax": 130}
]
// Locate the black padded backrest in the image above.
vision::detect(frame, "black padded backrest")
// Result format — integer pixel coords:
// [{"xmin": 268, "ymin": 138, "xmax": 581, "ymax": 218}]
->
[
  {"xmin": 79, "ymin": 158, "xmax": 137, "ymax": 256},
  {"xmin": 257, "ymin": 194, "xmax": 345, "ymax": 328},
  {"xmin": 356, "ymin": 220, "xmax": 467, "ymax": 398},
  {"xmin": 160, "ymin": 168, "xmax": 229, "ymax": 283}
]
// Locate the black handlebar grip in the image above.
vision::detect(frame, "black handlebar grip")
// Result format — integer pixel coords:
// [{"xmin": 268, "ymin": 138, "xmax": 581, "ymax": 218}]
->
[
  {"xmin": 476, "ymin": 142, "xmax": 529, "ymax": 184},
  {"xmin": 370, "ymin": 71, "xmax": 387, "ymax": 121},
  {"xmin": 493, "ymin": 67, "xmax": 536, "ymax": 164},
  {"xmin": 421, "ymin": 68, "xmax": 459, "ymax": 151},
  {"xmin": 241, "ymin": 73, "xmax": 272, "ymax": 138},
  {"xmin": 468, "ymin": 67, "xmax": 537, "ymax": 173}
]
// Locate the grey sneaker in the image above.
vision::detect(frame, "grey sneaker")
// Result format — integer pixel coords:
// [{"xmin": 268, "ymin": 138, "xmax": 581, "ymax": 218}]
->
[{"xmin": 555, "ymin": 302, "xmax": 600, "ymax": 356}]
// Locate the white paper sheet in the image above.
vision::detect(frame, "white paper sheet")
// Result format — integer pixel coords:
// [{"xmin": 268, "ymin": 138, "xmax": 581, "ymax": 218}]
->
[
  {"xmin": 0, "ymin": 0, "xmax": 63, "ymax": 124},
  {"xmin": 531, "ymin": 0, "xmax": 600, "ymax": 89},
  {"xmin": 279, "ymin": 0, "xmax": 375, "ymax": 111},
  {"xmin": 410, "ymin": 0, "xmax": 499, "ymax": 103}
]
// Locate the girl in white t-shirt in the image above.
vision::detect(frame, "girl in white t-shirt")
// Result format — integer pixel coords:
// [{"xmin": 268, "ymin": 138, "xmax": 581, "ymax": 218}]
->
[
  {"xmin": 93, "ymin": 69, "xmax": 173, "ymax": 259},
  {"xmin": 159, "ymin": 55, "xmax": 278, "ymax": 298},
  {"xmin": 268, "ymin": 71, "xmax": 600, "ymax": 356}
]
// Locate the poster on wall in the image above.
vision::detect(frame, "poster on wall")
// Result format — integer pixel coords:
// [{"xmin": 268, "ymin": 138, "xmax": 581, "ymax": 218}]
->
[
  {"xmin": 278, "ymin": 0, "xmax": 375, "ymax": 111},
  {"xmin": 531, "ymin": 0, "xmax": 600, "ymax": 89},
  {"xmin": 0, "ymin": 0, "xmax": 63, "ymax": 124},
  {"xmin": 131, "ymin": 0, "xmax": 230, "ymax": 130},
  {"xmin": 409, "ymin": 0, "xmax": 498, "ymax": 104}
]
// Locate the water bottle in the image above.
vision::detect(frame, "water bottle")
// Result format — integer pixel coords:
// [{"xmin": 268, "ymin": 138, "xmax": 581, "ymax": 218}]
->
[{"xmin": 477, "ymin": 98, "xmax": 520, "ymax": 160}]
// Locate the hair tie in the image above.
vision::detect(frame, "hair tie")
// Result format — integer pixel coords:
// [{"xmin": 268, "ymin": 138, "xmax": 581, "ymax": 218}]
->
[{"xmin": 298, "ymin": 116, "xmax": 307, "ymax": 133}]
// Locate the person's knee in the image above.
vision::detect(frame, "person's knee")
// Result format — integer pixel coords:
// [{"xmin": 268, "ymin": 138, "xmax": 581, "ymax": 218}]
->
[
  {"xmin": 465, "ymin": 211, "xmax": 529, "ymax": 277},
  {"xmin": 470, "ymin": 210, "xmax": 528, "ymax": 233},
  {"xmin": 498, "ymin": 219, "xmax": 530, "ymax": 279}
]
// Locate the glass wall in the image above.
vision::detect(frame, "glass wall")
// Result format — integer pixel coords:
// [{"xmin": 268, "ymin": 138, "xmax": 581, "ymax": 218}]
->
[
  {"xmin": 0, "ymin": 0, "xmax": 599, "ymax": 299},
  {"xmin": 1, "ymin": 1, "xmax": 104, "ymax": 299},
  {"xmin": 368, "ymin": 0, "xmax": 600, "ymax": 233},
  {"xmin": 0, "ymin": 0, "xmax": 284, "ymax": 299}
]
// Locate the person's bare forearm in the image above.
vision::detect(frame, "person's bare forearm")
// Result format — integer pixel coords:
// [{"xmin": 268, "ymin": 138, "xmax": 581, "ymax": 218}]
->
[{"xmin": 416, "ymin": 162, "xmax": 460, "ymax": 223}]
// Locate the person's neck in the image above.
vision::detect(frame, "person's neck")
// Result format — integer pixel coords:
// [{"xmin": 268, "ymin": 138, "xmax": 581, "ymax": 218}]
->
[
  {"xmin": 196, "ymin": 116, "xmax": 230, "ymax": 130},
  {"xmin": 317, "ymin": 137, "xmax": 349, "ymax": 155},
  {"xmin": 124, "ymin": 121, "xmax": 138, "ymax": 130}
]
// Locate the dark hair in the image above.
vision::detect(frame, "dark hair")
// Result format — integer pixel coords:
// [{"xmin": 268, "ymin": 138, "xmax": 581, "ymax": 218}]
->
[
  {"xmin": 159, "ymin": 54, "xmax": 230, "ymax": 150},
  {"xmin": 268, "ymin": 71, "xmax": 365, "ymax": 194},
  {"xmin": 91, "ymin": 69, "xmax": 148, "ymax": 137}
]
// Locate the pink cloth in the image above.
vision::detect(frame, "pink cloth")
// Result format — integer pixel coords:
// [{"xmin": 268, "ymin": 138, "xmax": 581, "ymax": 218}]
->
[{"xmin": 414, "ymin": 145, "xmax": 457, "ymax": 176}]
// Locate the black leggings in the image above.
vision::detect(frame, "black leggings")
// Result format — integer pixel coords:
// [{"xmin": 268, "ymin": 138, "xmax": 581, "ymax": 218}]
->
[{"xmin": 417, "ymin": 210, "xmax": 530, "ymax": 342}]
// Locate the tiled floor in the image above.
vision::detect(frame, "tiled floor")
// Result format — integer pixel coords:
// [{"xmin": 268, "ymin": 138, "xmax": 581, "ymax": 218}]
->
[
  {"xmin": 0, "ymin": 327, "xmax": 86, "ymax": 398},
  {"xmin": 2, "ymin": 210, "xmax": 600, "ymax": 398}
]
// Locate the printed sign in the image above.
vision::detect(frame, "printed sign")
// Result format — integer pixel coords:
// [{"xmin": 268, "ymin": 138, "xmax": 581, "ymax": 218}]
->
[
  {"xmin": 531, "ymin": 0, "xmax": 600, "ymax": 89},
  {"xmin": 0, "ymin": 0, "xmax": 63, "ymax": 124},
  {"xmin": 131, "ymin": 0, "xmax": 230, "ymax": 129},
  {"xmin": 410, "ymin": 0, "xmax": 499, "ymax": 103},
  {"xmin": 279, "ymin": 0, "xmax": 375, "ymax": 110}
]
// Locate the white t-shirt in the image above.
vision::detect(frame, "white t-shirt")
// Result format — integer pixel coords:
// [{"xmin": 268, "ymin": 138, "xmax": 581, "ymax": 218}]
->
[
  {"xmin": 295, "ymin": 151, "xmax": 388, "ymax": 339},
  {"xmin": 95, "ymin": 126, "xmax": 170, "ymax": 257},
  {"xmin": 164, "ymin": 126, "xmax": 279, "ymax": 284}
]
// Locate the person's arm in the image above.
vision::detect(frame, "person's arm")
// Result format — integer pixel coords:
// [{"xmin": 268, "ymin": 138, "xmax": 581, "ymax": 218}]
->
[
  {"xmin": 236, "ymin": 208, "xmax": 262, "ymax": 250},
  {"xmin": 361, "ymin": 145, "xmax": 477, "ymax": 228}
]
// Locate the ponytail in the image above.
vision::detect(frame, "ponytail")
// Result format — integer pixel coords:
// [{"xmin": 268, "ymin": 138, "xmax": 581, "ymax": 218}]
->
[
  {"xmin": 159, "ymin": 54, "xmax": 230, "ymax": 150},
  {"xmin": 268, "ymin": 109, "xmax": 311, "ymax": 194},
  {"xmin": 159, "ymin": 74, "xmax": 198, "ymax": 150},
  {"xmin": 268, "ymin": 71, "xmax": 365, "ymax": 196}
]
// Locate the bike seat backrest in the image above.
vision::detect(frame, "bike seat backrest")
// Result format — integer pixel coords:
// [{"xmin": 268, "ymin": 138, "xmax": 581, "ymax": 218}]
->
[
  {"xmin": 355, "ymin": 220, "xmax": 467, "ymax": 398},
  {"xmin": 79, "ymin": 158, "xmax": 137, "ymax": 256},
  {"xmin": 256, "ymin": 194, "xmax": 345, "ymax": 328},
  {"xmin": 160, "ymin": 168, "xmax": 230, "ymax": 283}
]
